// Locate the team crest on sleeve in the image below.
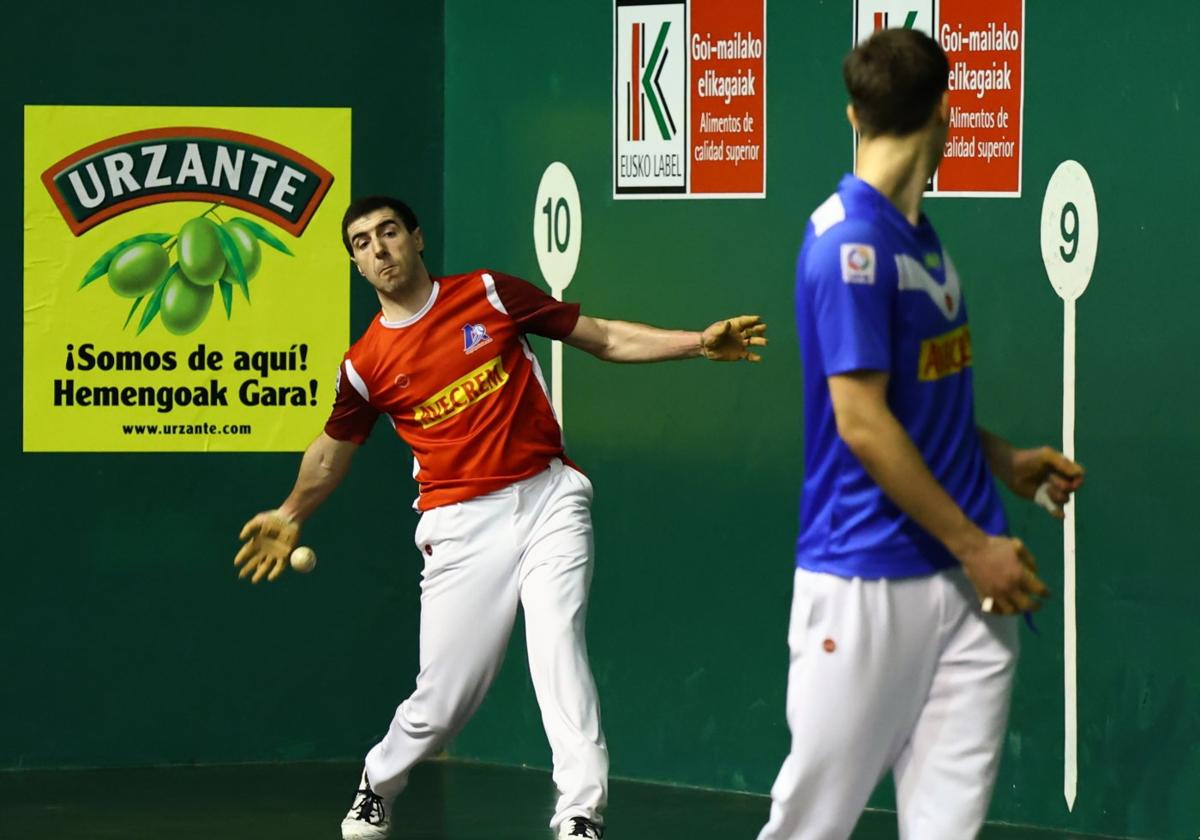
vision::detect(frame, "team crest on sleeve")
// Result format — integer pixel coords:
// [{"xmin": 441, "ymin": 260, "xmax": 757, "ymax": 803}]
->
[
  {"xmin": 840, "ymin": 243, "xmax": 876, "ymax": 285},
  {"xmin": 462, "ymin": 323, "xmax": 493, "ymax": 354}
]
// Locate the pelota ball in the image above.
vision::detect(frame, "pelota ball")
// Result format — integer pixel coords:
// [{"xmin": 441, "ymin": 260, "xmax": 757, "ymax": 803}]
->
[{"xmin": 289, "ymin": 546, "xmax": 317, "ymax": 573}]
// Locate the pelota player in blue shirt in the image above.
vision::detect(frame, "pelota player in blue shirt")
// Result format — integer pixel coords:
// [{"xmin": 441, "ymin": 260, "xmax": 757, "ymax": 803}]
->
[{"xmin": 757, "ymin": 29, "xmax": 1085, "ymax": 840}]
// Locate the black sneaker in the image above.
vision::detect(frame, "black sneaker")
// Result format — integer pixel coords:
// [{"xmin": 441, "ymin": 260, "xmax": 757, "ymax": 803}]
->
[
  {"xmin": 340, "ymin": 768, "xmax": 390, "ymax": 839},
  {"xmin": 558, "ymin": 816, "xmax": 605, "ymax": 838}
]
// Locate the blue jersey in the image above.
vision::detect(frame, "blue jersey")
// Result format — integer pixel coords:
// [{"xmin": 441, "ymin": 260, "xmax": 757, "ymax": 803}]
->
[{"xmin": 794, "ymin": 175, "xmax": 1007, "ymax": 579}]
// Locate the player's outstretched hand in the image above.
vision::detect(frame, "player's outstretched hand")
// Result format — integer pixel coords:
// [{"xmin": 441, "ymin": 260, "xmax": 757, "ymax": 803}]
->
[
  {"xmin": 960, "ymin": 535, "xmax": 1049, "ymax": 616},
  {"xmin": 701, "ymin": 315, "xmax": 768, "ymax": 362},
  {"xmin": 1012, "ymin": 446, "xmax": 1084, "ymax": 520},
  {"xmin": 234, "ymin": 511, "xmax": 300, "ymax": 584}
]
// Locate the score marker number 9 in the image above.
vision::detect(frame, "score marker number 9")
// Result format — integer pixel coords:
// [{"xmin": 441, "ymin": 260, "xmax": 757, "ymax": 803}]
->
[
  {"xmin": 1059, "ymin": 201, "xmax": 1080, "ymax": 264},
  {"xmin": 1041, "ymin": 161, "xmax": 1097, "ymax": 302}
]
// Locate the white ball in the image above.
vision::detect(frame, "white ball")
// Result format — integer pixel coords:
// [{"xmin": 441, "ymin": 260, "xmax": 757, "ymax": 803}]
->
[{"xmin": 290, "ymin": 546, "xmax": 317, "ymax": 573}]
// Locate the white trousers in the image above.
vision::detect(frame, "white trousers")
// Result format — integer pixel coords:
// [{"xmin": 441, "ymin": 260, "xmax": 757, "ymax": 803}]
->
[
  {"xmin": 364, "ymin": 460, "xmax": 609, "ymax": 829},
  {"xmin": 758, "ymin": 567, "xmax": 1019, "ymax": 840}
]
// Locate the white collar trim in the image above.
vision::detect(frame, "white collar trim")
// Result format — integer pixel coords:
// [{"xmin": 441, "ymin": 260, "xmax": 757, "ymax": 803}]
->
[{"xmin": 379, "ymin": 281, "xmax": 440, "ymax": 329}]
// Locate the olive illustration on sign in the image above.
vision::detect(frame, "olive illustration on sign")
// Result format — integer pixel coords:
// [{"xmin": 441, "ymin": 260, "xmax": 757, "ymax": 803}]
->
[
  {"xmin": 79, "ymin": 204, "xmax": 295, "ymax": 335},
  {"xmin": 220, "ymin": 219, "xmax": 262, "ymax": 283},
  {"xmin": 177, "ymin": 217, "xmax": 227, "ymax": 286},
  {"xmin": 107, "ymin": 241, "xmax": 169, "ymax": 298},
  {"xmin": 159, "ymin": 270, "xmax": 214, "ymax": 335}
]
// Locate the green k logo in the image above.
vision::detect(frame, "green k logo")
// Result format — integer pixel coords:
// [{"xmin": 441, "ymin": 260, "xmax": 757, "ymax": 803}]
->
[{"xmin": 641, "ymin": 22, "xmax": 676, "ymax": 141}]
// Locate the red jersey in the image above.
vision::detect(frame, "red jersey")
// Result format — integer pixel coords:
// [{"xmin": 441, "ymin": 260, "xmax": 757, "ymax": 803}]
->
[{"xmin": 324, "ymin": 270, "xmax": 581, "ymax": 510}]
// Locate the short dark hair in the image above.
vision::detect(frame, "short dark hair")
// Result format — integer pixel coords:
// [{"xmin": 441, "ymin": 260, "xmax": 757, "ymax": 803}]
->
[
  {"xmin": 341, "ymin": 196, "xmax": 420, "ymax": 255},
  {"xmin": 843, "ymin": 28, "xmax": 949, "ymax": 138}
]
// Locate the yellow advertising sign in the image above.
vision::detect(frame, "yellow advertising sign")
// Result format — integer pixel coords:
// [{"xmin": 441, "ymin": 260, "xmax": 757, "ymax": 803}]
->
[{"xmin": 23, "ymin": 106, "xmax": 351, "ymax": 452}]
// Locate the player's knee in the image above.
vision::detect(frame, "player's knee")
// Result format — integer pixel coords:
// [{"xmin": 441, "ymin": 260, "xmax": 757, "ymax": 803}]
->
[
  {"xmin": 527, "ymin": 601, "xmax": 586, "ymax": 640},
  {"xmin": 784, "ymin": 720, "xmax": 862, "ymax": 762},
  {"xmin": 397, "ymin": 693, "xmax": 469, "ymax": 737}
]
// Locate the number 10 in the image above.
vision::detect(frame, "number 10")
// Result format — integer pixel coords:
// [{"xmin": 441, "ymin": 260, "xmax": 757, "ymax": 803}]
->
[{"xmin": 542, "ymin": 197, "xmax": 571, "ymax": 254}]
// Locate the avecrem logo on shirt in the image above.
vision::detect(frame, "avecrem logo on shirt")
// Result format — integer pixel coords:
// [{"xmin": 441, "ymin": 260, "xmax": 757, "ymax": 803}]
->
[
  {"xmin": 918, "ymin": 324, "xmax": 973, "ymax": 381},
  {"xmin": 413, "ymin": 356, "xmax": 509, "ymax": 429}
]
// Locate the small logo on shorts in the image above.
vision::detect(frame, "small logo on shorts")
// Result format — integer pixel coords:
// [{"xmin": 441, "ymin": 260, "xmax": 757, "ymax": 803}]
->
[
  {"xmin": 394, "ymin": 373, "xmax": 410, "ymax": 388},
  {"xmin": 424, "ymin": 544, "xmax": 433, "ymax": 556},
  {"xmin": 822, "ymin": 638, "xmax": 837, "ymax": 653},
  {"xmin": 840, "ymin": 243, "xmax": 876, "ymax": 285},
  {"xmin": 462, "ymin": 322, "xmax": 493, "ymax": 354}
]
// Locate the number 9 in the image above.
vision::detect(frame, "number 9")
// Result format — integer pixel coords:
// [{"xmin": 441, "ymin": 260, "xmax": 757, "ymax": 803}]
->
[{"xmin": 1060, "ymin": 201, "xmax": 1079, "ymax": 263}]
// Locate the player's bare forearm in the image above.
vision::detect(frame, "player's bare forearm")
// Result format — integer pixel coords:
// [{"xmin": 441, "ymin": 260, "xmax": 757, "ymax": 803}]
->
[
  {"xmin": 977, "ymin": 425, "xmax": 1084, "ymax": 507},
  {"xmin": 564, "ymin": 315, "xmax": 701, "ymax": 362},
  {"xmin": 276, "ymin": 432, "xmax": 359, "ymax": 524},
  {"xmin": 829, "ymin": 372, "xmax": 987, "ymax": 560},
  {"xmin": 831, "ymin": 372, "xmax": 1049, "ymax": 614},
  {"xmin": 977, "ymin": 426, "xmax": 1017, "ymax": 488},
  {"xmin": 564, "ymin": 314, "xmax": 766, "ymax": 363}
]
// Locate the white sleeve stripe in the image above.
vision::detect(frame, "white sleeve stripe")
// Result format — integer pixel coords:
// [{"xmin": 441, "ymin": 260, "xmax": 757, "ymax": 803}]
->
[
  {"xmin": 810, "ymin": 193, "xmax": 846, "ymax": 237},
  {"xmin": 481, "ymin": 272, "xmax": 509, "ymax": 315},
  {"xmin": 343, "ymin": 359, "xmax": 370, "ymax": 402},
  {"xmin": 519, "ymin": 336, "xmax": 559, "ymax": 425}
]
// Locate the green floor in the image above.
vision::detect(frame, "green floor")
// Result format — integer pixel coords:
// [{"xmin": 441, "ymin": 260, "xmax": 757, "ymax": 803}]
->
[{"xmin": 0, "ymin": 759, "xmax": 1112, "ymax": 840}]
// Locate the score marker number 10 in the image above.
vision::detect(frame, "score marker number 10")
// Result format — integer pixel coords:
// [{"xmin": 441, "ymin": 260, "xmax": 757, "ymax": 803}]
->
[
  {"xmin": 532, "ymin": 161, "xmax": 583, "ymax": 430},
  {"xmin": 541, "ymin": 194, "xmax": 572, "ymax": 256},
  {"xmin": 533, "ymin": 161, "xmax": 582, "ymax": 298}
]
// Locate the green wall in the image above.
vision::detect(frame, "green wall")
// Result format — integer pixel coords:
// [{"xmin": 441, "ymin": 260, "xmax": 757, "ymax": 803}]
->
[
  {"xmin": 442, "ymin": 2, "xmax": 1199, "ymax": 838},
  {"xmin": 3, "ymin": 1, "xmax": 442, "ymax": 768},
  {"xmin": 7, "ymin": 2, "xmax": 1198, "ymax": 838}
]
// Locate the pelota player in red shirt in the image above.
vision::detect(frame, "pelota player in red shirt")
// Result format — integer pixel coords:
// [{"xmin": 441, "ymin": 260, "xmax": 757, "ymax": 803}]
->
[{"xmin": 233, "ymin": 196, "xmax": 767, "ymax": 839}]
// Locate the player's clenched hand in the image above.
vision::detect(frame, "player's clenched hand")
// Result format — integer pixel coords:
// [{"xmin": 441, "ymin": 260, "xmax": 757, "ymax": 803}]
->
[
  {"xmin": 1011, "ymin": 446, "xmax": 1084, "ymax": 520},
  {"xmin": 701, "ymin": 315, "xmax": 768, "ymax": 362},
  {"xmin": 234, "ymin": 511, "xmax": 299, "ymax": 584},
  {"xmin": 959, "ymin": 535, "xmax": 1049, "ymax": 616}
]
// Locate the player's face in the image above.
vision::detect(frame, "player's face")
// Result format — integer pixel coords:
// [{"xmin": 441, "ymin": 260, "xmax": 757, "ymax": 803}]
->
[{"xmin": 346, "ymin": 209, "xmax": 425, "ymax": 294}]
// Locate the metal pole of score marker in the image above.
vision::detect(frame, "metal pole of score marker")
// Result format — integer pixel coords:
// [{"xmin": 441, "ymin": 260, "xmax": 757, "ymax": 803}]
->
[
  {"xmin": 534, "ymin": 162, "xmax": 582, "ymax": 430},
  {"xmin": 552, "ymin": 293, "xmax": 564, "ymax": 426},
  {"xmin": 1040, "ymin": 159, "xmax": 1098, "ymax": 813}
]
